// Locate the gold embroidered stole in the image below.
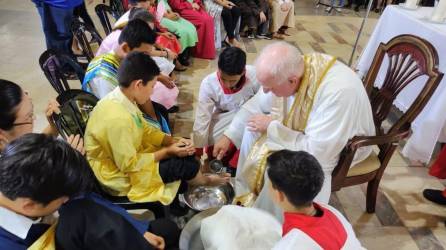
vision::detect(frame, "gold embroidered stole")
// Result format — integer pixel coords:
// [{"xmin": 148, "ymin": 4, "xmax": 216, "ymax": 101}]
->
[{"xmin": 234, "ymin": 53, "xmax": 337, "ymax": 207}]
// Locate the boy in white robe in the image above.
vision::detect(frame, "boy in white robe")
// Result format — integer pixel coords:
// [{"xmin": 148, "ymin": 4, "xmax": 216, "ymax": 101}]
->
[
  {"xmin": 192, "ymin": 47, "xmax": 260, "ymax": 172},
  {"xmin": 267, "ymin": 150, "xmax": 365, "ymax": 250}
]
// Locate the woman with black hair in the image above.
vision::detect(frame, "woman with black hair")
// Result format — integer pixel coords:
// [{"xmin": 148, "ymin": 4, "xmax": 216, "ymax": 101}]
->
[{"xmin": 0, "ymin": 79, "xmax": 83, "ymax": 152}]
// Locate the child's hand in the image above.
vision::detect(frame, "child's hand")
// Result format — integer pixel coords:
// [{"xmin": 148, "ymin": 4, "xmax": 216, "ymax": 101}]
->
[
  {"xmin": 158, "ymin": 74, "xmax": 176, "ymax": 89},
  {"xmin": 168, "ymin": 142, "xmax": 195, "ymax": 157},
  {"xmin": 166, "ymin": 49, "xmax": 178, "ymax": 60},
  {"xmin": 144, "ymin": 232, "xmax": 165, "ymax": 250},
  {"xmin": 177, "ymin": 138, "xmax": 193, "ymax": 147},
  {"xmin": 166, "ymin": 12, "xmax": 180, "ymax": 20},
  {"xmin": 162, "ymin": 32, "xmax": 176, "ymax": 40}
]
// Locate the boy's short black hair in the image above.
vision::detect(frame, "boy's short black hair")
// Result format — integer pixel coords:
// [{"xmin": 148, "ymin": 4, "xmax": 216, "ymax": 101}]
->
[
  {"xmin": 129, "ymin": 7, "xmax": 156, "ymax": 23},
  {"xmin": 218, "ymin": 47, "xmax": 247, "ymax": 75},
  {"xmin": 118, "ymin": 51, "xmax": 160, "ymax": 87},
  {"xmin": 118, "ymin": 19, "xmax": 156, "ymax": 49},
  {"xmin": 0, "ymin": 133, "xmax": 95, "ymax": 205},
  {"xmin": 267, "ymin": 150, "xmax": 324, "ymax": 207}
]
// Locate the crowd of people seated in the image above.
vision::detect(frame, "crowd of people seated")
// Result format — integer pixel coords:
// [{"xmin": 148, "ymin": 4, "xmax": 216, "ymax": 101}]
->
[{"xmin": 5, "ymin": 0, "xmax": 437, "ymax": 249}]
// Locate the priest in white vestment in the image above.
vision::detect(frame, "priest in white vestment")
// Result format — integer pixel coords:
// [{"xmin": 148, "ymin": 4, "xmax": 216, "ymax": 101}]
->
[{"xmin": 213, "ymin": 42, "xmax": 376, "ymax": 220}]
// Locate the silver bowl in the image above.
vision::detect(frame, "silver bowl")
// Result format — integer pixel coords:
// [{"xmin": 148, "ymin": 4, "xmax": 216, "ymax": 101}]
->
[
  {"xmin": 179, "ymin": 207, "xmax": 219, "ymax": 250},
  {"xmin": 181, "ymin": 181, "xmax": 235, "ymax": 212}
]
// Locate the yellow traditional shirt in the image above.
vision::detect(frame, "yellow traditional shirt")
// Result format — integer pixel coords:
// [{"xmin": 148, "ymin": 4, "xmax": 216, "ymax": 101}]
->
[{"xmin": 85, "ymin": 87, "xmax": 181, "ymax": 205}]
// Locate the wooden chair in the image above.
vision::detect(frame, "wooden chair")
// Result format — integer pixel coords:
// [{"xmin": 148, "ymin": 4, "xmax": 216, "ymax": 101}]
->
[
  {"xmin": 95, "ymin": 4, "xmax": 115, "ymax": 35},
  {"xmin": 331, "ymin": 34, "xmax": 444, "ymax": 213}
]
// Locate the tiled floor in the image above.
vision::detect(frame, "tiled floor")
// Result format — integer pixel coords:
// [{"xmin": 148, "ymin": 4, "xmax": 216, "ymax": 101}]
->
[{"xmin": 0, "ymin": 0, "xmax": 445, "ymax": 249}]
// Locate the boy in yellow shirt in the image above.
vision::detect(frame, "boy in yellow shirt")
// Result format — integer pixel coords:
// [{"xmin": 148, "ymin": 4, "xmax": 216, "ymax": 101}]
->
[{"xmin": 85, "ymin": 51, "xmax": 229, "ymax": 208}]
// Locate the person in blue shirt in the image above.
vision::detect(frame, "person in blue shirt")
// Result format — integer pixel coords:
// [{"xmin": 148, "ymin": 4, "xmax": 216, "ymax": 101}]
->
[
  {"xmin": 32, "ymin": 0, "xmax": 83, "ymax": 57},
  {"xmin": 0, "ymin": 133, "xmax": 180, "ymax": 250}
]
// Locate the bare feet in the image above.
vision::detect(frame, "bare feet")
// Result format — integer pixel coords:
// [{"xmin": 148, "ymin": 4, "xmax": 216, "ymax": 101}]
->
[
  {"xmin": 205, "ymin": 173, "xmax": 231, "ymax": 186},
  {"xmin": 188, "ymin": 171, "xmax": 230, "ymax": 186},
  {"xmin": 174, "ymin": 60, "xmax": 187, "ymax": 71}
]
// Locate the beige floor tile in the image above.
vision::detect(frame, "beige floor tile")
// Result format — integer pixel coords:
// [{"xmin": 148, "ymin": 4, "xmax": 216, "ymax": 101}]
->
[
  {"xmin": 355, "ymin": 226, "xmax": 419, "ymax": 250},
  {"xmin": 336, "ymin": 186, "xmax": 384, "ymax": 227},
  {"xmin": 431, "ymin": 227, "xmax": 446, "ymax": 247}
]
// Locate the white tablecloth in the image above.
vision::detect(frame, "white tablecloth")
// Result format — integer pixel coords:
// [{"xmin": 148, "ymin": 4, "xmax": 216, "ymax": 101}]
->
[{"xmin": 356, "ymin": 5, "xmax": 446, "ymax": 163}]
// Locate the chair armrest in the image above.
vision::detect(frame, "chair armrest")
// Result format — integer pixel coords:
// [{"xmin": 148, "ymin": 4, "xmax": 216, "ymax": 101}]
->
[
  {"xmin": 347, "ymin": 129, "xmax": 410, "ymax": 151},
  {"xmin": 332, "ymin": 129, "xmax": 410, "ymax": 190}
]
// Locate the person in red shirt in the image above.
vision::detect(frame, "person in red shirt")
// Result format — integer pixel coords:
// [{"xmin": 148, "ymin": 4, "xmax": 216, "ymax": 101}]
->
[
  {"xmin": 423, "ymin": 145, "xmax": 446, "ymax": 205},
  {"xmin": 168, "ymin": 0, "xmax": 216, "ymax": 59},
  {"xmin": 267, "ymin": 150, "xmax": 364, "ymax": 249}
]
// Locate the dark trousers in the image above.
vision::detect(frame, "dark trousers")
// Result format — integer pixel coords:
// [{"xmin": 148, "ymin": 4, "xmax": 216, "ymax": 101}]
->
[
  {"xmin": 56, "ymin": 198, "xmax": 180, "ymax": 250},
  {"xmin": 221, "ymin": 7, "xmax": 241, "ymax": 39},
  {"xmin": 148, "ymin": 219, "xmax": 181, "ymax": 250},
  {"xmin": 257, "ymin": 7, "xmax": 271, "ymax": 35},
  {"xmin": 239, "ymin": 2, "xmax": 257, "ymax": 30},
  {"xmin": 158, "ymin": 156, "xmax": 200, "ymax": 184},
  {"xmin": 238, "ymin": 4, "xmax": 270, "ymax": 34},
  {"xmin": 35, "ymin": 1, "xmax": 76, "ymax": 57},
  {"xmin": 158, "ymin": 156, "xmax": 200, "ymax": 216}
]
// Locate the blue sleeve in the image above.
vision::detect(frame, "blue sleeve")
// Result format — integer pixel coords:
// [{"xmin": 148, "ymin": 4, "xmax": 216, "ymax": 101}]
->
[{"xmin": 0, "ymin": 229, "xmax": 27, "ymax": 250}]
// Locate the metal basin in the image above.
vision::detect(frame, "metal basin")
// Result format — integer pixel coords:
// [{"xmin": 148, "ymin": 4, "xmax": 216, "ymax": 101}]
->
[
  {"xmin": 182, "ymin": 182, "xmax": 235, "ymax": 212},
  {"xmin": 179, "ymin": 208, "xmax": 219, "ymax": 250}
]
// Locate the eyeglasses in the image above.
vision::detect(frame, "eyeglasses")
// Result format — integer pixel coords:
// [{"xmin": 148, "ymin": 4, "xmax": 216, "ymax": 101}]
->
[{"xmin": 12, "ymin": 113, "xmax": 35, "ymax": 127}]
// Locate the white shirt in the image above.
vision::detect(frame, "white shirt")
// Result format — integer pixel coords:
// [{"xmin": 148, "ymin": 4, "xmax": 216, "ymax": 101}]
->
[
  {"xmin": 227, "ymin": 61, "xmax": 375, "ymax": 172},
  {"xmin": 0, "ymin": 206, "xmax": 41, "ymax": 239},
  {"xmin": 193, "ymin": 65, "xmax": 260, "ymax": 147}
]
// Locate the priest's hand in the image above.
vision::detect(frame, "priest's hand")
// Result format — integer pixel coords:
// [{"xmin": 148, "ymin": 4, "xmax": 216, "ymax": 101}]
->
[
  {"xmin": 213, "ymin": 135, "xmax": 232, "ymax": 160},
  {"xmin": 144, "ymin": 232, "xmax": 165, "ymax": 250},
  {"xmin": 247, "ymin": 114, "xmax": 273, "ymax": 133}
]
